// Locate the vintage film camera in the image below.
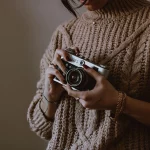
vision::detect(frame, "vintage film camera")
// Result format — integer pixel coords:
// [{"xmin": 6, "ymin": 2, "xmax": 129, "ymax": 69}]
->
[{"xmin": 53, "ymin": 48, "xmax": 110, "ymax": 91}]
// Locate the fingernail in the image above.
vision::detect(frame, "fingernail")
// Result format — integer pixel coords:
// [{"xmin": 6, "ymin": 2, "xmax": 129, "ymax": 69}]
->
[
  {"xmin": 55, "ymin": 65, "xmax": 59, "ymax": 69},
  {"xmin": 62, "ymin": 85, "xmax": 67, "ymax": 90},
  {"xmin": 65, "ymin": 69, "xmax": 69, "ymax": 74},
  {"xmin": 63, "ymin": 80, "xmax": 67, "ymax": 84},
  {"xmin": 83, "ymin": 64, "xmax": 90, "ymax": 69},
  {"xmin": 75, "ymin": 47, "xmax": 80, "ymax": 55},
  {"xmin": 66, "ymin": 56, "xmax": 71, "ymax": 61}
]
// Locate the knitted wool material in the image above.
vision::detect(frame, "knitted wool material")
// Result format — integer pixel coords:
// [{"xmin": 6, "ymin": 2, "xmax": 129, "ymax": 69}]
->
[{"xmin": 27, "ymin": 0, "xmax": 150, "ymax": 149}]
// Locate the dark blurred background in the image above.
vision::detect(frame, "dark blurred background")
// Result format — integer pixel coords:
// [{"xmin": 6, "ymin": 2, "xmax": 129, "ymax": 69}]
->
[{"xmin": 0, "ymin": 0, "xmax": 83, "ymax": 149}]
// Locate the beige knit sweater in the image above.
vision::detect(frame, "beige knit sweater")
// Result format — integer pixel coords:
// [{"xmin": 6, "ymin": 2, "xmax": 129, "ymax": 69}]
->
[{"xmin": 27, "ymin": 0, "xmax": 150, "ymax": 149}]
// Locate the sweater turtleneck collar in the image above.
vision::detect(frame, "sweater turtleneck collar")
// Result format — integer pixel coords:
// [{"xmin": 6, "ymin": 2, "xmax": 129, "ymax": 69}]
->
[{"xmin": 81, "ymin": 0, "xmax": 150, "ymax": 23}]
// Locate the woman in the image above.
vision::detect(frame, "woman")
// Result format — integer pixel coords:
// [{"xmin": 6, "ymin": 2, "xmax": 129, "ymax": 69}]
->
[{"xmin": 27, "ymin": 0, "xmax": 150, "ymax": 149}]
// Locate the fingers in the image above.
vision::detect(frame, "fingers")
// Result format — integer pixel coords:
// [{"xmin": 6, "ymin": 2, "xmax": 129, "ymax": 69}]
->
[
  {"xmin": 62, "ymin": 84, "xmax": 92, "ymax": 109},
  {"xmin": 47, "ymin": 47, "xmax": 80, "ymax": 86},
  {"xmin": 53, "ymin": 48, "xmax": 80, "ymax": 73},
  {"xmin": 46, "ymin": 67, "xmax": 65, "ymax": 84},
  {"xmin": 74, "ymin": 47, "xmax": 80, "ymax": 56},
  {"xmin": 78, "ymin": 99, "xmax": 91, "ymax": 109},
  {"xmin": 54, "ymin": 56, "xmax": 67, "ymax": 73},
  {"xmin": 83, "ymin": 65, "xmax": 104, "ymax": 82},
  {"xmin": 62, "ymin": 84, "xmax": 91, "ymax": 101},
  {"xmin": 52, "ymin": 48, "xmax": 71, "ymax": 74},
  {"xmin": 55, "ymin": 48, "xmax": 71, "ymax": 62}
]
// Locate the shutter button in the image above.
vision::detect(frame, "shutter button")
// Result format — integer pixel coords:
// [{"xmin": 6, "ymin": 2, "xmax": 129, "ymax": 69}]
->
[{"xmin": 80, "ymin": 60, "xmax": 85, "ymax": 66}]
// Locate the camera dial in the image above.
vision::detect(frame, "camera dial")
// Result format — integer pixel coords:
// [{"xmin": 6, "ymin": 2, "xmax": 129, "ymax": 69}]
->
[{"xmin": 79, "ymin": 60, "xmax": 85, "ymax": 66}]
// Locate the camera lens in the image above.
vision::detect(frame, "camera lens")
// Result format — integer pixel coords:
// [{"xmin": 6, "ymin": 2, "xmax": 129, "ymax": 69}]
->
[
  {"xmin": 69, "ymin": 71, "xmax": 80, "ymax": 84},
  {"xmin": 66, "ymin": 68, "xmax": 96, "ymax": 91},
  {"xmin": 66, "ymin": 68, "xmax": 83, "ymax": 87}
]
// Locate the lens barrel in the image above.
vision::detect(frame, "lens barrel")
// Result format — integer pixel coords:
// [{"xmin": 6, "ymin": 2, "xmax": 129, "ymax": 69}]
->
[{"xmin": 66, "ymin": 68, "xmax": 96, "ymax": 91}]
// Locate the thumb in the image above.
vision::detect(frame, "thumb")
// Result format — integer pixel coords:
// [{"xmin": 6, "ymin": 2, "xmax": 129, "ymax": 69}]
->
[{"xmin": 83, "ymin": 65, "xmax": 103, "ymax": 81}]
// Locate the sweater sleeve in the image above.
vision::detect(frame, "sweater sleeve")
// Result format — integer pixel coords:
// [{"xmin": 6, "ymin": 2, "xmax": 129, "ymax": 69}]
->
[{"xmin": 27, "ymin": 27, "xmax": 62, "ymax": 140}]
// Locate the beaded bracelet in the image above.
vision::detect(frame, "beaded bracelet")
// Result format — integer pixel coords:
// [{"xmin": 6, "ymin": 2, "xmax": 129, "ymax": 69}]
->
[{"xmin": 114, "ymin": 91, "xmax": 127, "ymax": 138}]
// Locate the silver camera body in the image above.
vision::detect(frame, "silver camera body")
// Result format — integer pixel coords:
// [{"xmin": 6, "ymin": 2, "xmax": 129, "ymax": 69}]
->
[{"xmin": 53, "ymin": 48, "xmax": 109, "ymax": 91}]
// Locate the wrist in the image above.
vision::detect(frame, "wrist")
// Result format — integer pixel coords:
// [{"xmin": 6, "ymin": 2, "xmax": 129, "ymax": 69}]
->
[
  {"xmin": 40, "ymin": 94, "xmax": 59, "ymax": 119},
  {"xmin": 44, "ymin": 88, "xmax": 62, "ymax": 102},
  {"xmin": 39, "ymin": 99, "xmax": 55, "ymax": 121},
  {"xmin": 122, "ymin": 95, "xmax": 132, "ymax": 115},
  {"xmin": 43, "ymin": 94, "xmax": 60, "ymax": 106}
]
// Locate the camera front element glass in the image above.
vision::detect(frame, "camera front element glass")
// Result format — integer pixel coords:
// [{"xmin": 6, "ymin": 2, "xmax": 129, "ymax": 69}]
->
[
  {"xmin": 66, "ymin": 68, "xmax": 96, "ymax": 91},
  {"xmin": 66, "ymin": 68, "xmax": 84, "ymax": 88}
]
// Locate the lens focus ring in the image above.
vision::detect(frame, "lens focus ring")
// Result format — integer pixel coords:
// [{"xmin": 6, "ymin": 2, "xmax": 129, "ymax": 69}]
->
[{"xmin": 66, "ymin": 68, "xmax": 83, "ymax": 87}]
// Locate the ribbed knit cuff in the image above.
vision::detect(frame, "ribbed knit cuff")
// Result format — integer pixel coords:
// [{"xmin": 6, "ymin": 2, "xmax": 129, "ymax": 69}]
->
[{"xmin": 27, "ymin": 99, "xmax": 54, "ymax": 140}]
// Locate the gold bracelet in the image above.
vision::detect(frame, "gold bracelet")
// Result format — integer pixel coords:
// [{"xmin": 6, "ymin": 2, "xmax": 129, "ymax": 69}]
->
[
  {"xmin": 120, "ymin": 92, "xmax": 127, "ymax": 114},
  {"xmin": 114, "ymin": 91, "xmax": 127, "ymax": 138},
  {"xmin": 115, "ymin": 91, "xmax": 126, "ymax": 121}
]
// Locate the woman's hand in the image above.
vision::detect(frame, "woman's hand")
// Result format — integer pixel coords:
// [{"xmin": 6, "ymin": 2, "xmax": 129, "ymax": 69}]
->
[
  {"xmin": 41, "ymin": 48, "xmax": 80, "ymax": 119},
  {"xmin": 62, "ymin": 65, "xmax": 118, "ymax": 110},
  {"xmin": 44, "ymin": 48, "xmax": 71, "ymax": 101}
]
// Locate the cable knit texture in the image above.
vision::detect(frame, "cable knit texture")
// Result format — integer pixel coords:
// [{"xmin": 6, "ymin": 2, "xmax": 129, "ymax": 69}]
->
[{"xmin": 27, "ymin": 0, "xmax": 150, "ymax": 149}]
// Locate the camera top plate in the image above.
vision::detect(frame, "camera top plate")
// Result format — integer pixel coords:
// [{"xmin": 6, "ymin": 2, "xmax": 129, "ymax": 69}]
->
[{"xmin": 62, "ymin": 52, "xmax": 110, "ymax": 78}]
